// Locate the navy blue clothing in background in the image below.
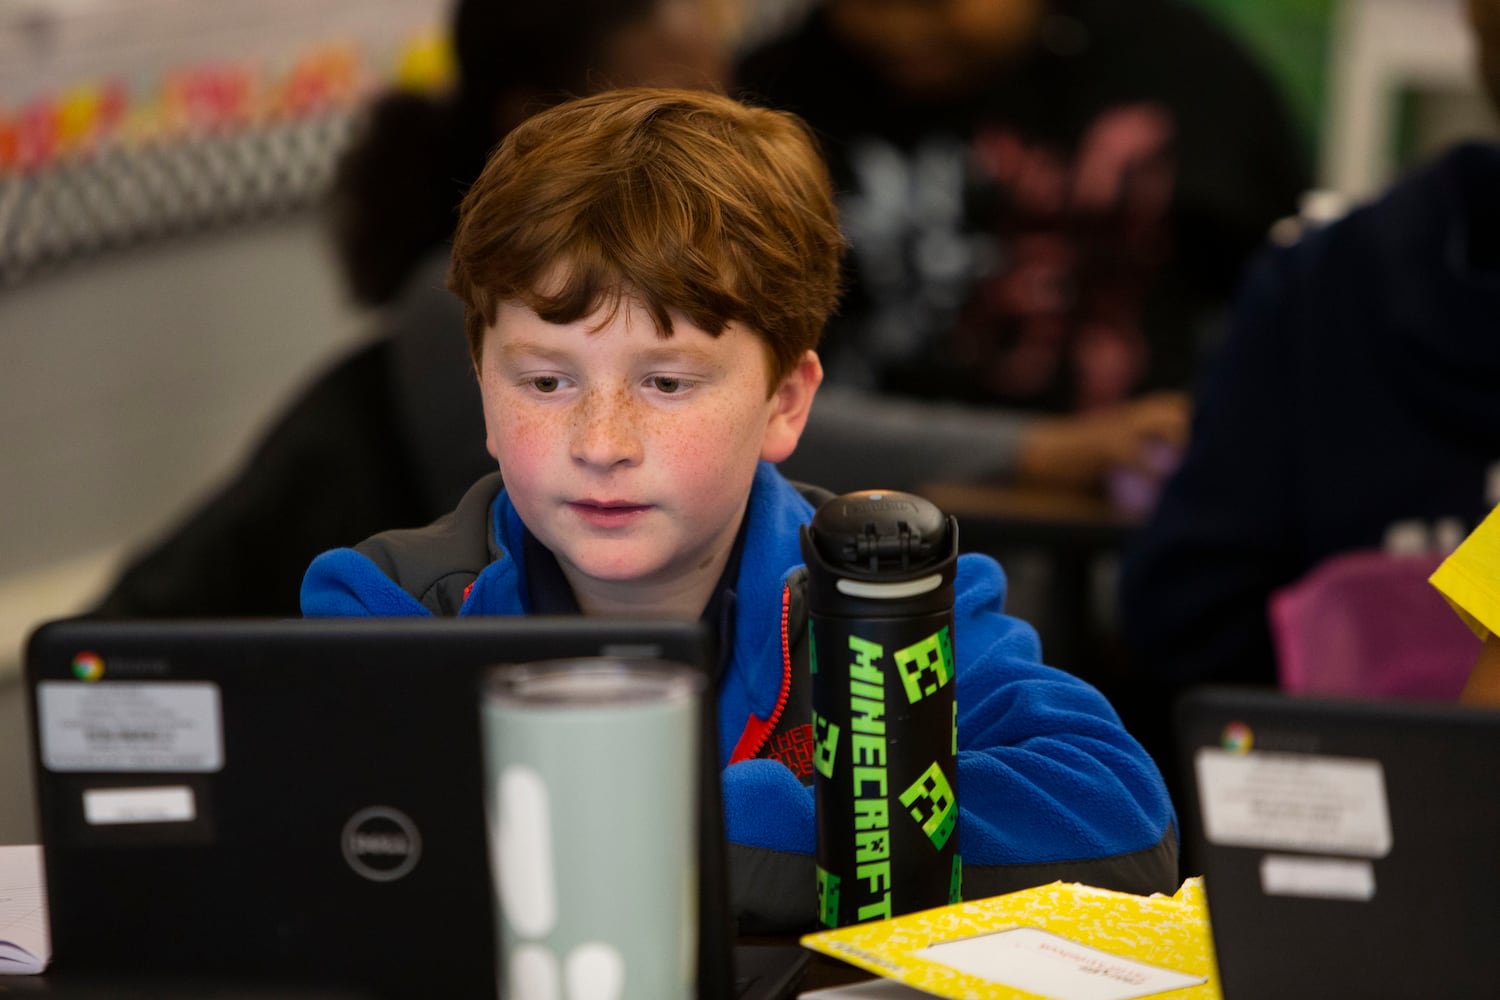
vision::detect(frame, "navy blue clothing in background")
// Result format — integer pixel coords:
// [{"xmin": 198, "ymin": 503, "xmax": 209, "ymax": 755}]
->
[{"xmin": 1120, "ymin": 143, "xmax": 1500, "ymax": 693}]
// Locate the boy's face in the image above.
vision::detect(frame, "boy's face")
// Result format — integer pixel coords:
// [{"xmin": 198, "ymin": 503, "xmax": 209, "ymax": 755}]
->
[{"xmin": 477, "ymin": 294, "xmax": 821, "ymax": 613}]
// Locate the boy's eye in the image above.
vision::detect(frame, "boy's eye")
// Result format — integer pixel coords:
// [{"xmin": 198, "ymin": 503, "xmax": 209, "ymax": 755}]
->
[
  {"xmin": 528, "ymin": 376, "xmax": 560, "ymax": 393},
  {"xmin": 651, "ymin": 376, "xmax": 684, "ymax": 393}
]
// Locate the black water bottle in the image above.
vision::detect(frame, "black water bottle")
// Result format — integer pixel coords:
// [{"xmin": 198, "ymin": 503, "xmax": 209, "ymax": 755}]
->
[{"xmin": 801, "ymin": 490, "xmax": 962, "ymax": 928}]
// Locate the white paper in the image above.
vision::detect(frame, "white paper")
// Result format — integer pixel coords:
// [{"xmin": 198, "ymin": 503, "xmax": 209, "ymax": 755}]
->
[
  {"xmin": 39, "ymin": 681, "xmax": 223, "ymax": 772},
  {"xmin": 914, "ymin": 927, "xmax": 1205, "ymax": 1000},
  {"xmin": 0, "ymin": 845, "xmax": 49, "ymax": 974},
  {"xmin": 1195, "ymin": 747, "xmax": 1392, "ymax": 857}
]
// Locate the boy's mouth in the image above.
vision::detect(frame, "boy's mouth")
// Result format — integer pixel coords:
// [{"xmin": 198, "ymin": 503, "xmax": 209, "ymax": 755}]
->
[{"xmin": 567, "ymin": 500, "xmax": 652, "ymax": 526}]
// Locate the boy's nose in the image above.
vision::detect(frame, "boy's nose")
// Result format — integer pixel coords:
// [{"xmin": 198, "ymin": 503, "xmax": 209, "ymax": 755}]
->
[{"xmin": 569, "ymin": 390, "xmax": 644, "ymax": 469}]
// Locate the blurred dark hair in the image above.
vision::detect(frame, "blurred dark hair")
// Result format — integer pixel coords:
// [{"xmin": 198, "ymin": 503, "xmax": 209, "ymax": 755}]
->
[{"xmin": 328, "ymin": 0, "xmax": 661, "ymax": 307}]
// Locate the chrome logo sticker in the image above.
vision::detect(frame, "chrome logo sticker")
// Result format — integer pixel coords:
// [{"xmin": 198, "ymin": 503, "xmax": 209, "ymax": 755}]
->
[
  {"xmin": 1220, "ymin": 721, "xmax": 1253, "ymax": 754},
  {"xmin": 72, "ymin": 652, "xmax": 104, "ymax": 681}
]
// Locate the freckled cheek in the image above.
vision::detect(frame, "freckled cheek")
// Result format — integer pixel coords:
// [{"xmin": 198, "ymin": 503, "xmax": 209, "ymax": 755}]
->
[
  {"xmin": 492, "ymin": 408, "xmax": 560, "ymax": 469},
  {"xmin": 654, "ymin": 398, "xmax": 767, "ymax": 473},
  {"xmin": 661, "ymin": 435, "xmax": 720, "ymax": 471}
]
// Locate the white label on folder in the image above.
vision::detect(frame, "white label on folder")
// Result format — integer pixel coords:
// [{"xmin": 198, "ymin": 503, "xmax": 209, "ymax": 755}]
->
[
  {"xmin": 38, "ymin": 681, "xmax": 223, "ymax": 772},
  {"xmin": 83, "ymin": 785, "xmax": 196, "ymax": 825},
  {"xmin": 1195, "ymin": 747, "xmax": 1392, "ymax": 857},
  {"xmin": 915, "ymin": 927, "xmax": 1206, "ymax": 1000},
  {"xmin": 1260, "ymin": 854, "xmax": 1376, "ymax": 901}
]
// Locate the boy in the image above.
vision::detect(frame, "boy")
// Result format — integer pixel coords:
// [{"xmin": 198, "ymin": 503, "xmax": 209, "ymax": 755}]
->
[{"xmin": 302, "ymin": 88, "xmax": 1177, "ymax": 932}]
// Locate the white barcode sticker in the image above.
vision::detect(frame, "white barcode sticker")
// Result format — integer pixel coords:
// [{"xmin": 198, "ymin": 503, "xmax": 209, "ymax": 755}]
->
[
  {"xmin": 1260, "ymin": 854, "xmax": 1376, "ymax": 901},
  {"xmin": 1195, "ymin": 747, "xmax": 1392, "ymax": 857},
  {"xmin": 83, "ymin": 785, "xmax": 197, "ymax": 825},
  {"xmin": 39, "ymin": 681, "xmax": 223, "ymax": 772}
]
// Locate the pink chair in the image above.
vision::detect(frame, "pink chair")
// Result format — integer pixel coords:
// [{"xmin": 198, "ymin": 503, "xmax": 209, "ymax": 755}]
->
[{"xmin": 1268, "ymin": 549, "xmax": 1480, "ymax": 700}]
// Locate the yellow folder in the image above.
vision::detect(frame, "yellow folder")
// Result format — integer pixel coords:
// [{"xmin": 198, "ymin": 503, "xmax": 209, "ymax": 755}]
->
[{"xmin": 801, "ymin": 878, "xmax": 1220, "ymax": 1000}]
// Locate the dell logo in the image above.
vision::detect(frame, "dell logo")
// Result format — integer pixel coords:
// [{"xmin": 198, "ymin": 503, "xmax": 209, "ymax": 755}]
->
[{"xmin": 342, "ymin": 806, "xmax": 422, "ymax": 882}]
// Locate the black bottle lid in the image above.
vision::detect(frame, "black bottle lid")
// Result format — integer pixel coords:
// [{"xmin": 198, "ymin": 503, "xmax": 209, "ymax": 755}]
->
[{"xmin": 801, "ymin": 491, "xmax": 960, "ymax": 614}]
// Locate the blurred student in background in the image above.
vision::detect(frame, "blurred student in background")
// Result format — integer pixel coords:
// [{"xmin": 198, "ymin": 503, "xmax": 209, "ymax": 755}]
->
[
  {"xmin": 1121, "ymin": 0, "xmax": 1500, "ymax": 729},
  {"xmin": 733, "ymin": 0, "xmax": 1310, "ymax": 497},
  {"xmin": 92, "ymin": 0, "xmax": 732, "ymax": 618},
  {"xmin": 330, "ymin": 0, "xmax": 733, "ymax": 312}
]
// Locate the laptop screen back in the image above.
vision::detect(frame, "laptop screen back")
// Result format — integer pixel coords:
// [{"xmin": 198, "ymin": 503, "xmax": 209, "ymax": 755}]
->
[
  {"xmin": 1176, "ymin": 686, "xmax": 1500, "ymax": 999},
  {"xmin": 25, "ymin": 616, "xmax": 714, "ymax": 998}
]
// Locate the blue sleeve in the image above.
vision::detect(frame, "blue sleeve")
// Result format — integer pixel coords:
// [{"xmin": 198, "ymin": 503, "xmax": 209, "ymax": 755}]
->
[
  {"xmin": 949, "ymin": 555, "xmax": 1176, "ymax": 866},
  {"xmin": 1119, "ymin": 243, "xmax": 1303, "ymax": 690},
  {"xmin": 723, "ymin": 758, "xmax": 817, "ymax": 853},
  {"xmin": 300, "ymin": 548, "xmax": 431, "ymax": 617}
]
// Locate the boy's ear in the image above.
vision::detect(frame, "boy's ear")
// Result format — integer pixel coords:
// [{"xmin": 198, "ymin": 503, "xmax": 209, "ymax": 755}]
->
[
  {"xmin": 474, "ymin": 353, "xmax": 503, "ymax": 464},
  {"xmin": 760, "ymin": 350, "xmax": 824, "ymax": 463}
]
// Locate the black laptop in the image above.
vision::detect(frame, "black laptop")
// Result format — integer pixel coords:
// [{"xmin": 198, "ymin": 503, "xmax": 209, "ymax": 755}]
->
[
  {"xmin": 1176, "ymin": 686, "xmax": 1500, "ymax": 999},
  {"xmin": 23, "ymin": 617, "xmax": 808, "ymax": 999}
]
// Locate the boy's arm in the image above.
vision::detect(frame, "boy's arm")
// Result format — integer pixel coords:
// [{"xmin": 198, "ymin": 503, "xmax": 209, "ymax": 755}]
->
[
  {"xmin": 948, "ymin": 554, "xmax": 1179, "ymax": 899},
  {"xmin": 300, "ymin": 548, "xmax": 432, "ymax": 617},
  {"xmin": 301, "ymin": 471, "xmax": 511, "ymax": 617}
]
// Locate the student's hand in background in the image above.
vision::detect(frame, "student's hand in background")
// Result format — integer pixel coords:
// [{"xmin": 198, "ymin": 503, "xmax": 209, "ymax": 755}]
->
[{"xmin": 1015, "ymin": 391, "xmax": 1191, "ymax": 501}]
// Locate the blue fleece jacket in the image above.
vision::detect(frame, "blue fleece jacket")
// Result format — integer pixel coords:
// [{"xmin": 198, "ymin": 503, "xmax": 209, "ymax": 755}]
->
[{"xmin": 304, "ymin": 462, "xmax": 1178, "ymax": 928}]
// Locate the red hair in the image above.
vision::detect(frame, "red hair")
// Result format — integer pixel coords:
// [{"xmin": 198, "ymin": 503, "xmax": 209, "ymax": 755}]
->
[{"xmin": 448, "ymin": 87, "xmax": 844, "ymax": 387}]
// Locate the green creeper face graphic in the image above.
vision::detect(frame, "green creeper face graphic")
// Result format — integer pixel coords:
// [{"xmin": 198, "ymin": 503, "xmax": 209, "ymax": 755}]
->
[
  {"xmin": 899, "ymin": 761, "xmax": 958, "ymax": 851},
  {"xmin": 893, "ymin": 627, "xmax": 954, "ymax": 704},
  {"xmin": 817, "ymin": 865, "xmax": 841, "ymax": 928},
  {"xmin": 813, "ymin": 711, "xmax": 841, "ymax": 780}
]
